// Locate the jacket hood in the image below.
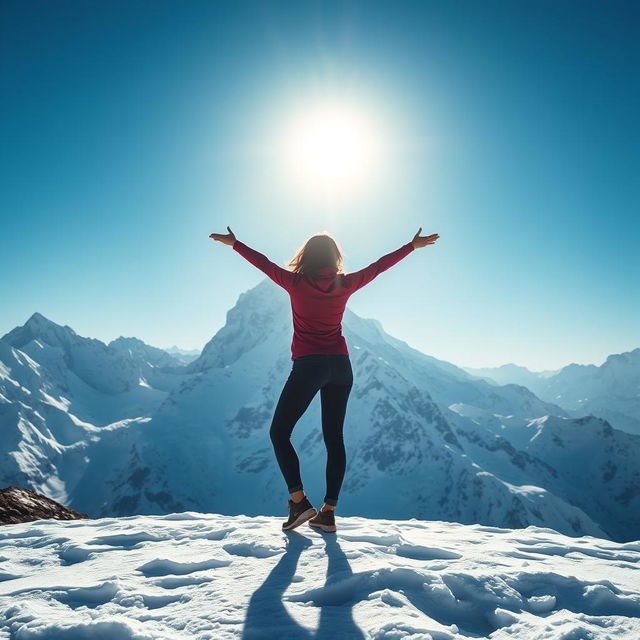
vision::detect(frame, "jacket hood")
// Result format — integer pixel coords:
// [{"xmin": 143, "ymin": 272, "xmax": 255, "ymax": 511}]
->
[{"xmin": 306, "ymin": 266, "xmax": 340, "ymax": 292}]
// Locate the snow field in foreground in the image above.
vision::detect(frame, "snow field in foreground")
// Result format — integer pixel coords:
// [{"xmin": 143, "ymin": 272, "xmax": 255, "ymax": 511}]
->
[{"xmin": 0, "ymin": 513, "xmax": 639, "ymax": 639}]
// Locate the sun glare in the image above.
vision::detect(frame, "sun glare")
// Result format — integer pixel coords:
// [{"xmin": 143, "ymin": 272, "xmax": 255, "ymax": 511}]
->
[{"xmin": 282, "ymin": 101, "xmax": 384, "ymax": 198}]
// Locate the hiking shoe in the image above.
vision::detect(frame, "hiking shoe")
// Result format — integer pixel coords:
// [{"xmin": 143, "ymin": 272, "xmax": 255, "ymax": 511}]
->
[
  {"xmin": 282, "ymin": 496, "xmax": 317, "ymax": 531},
  {"xmin": 308, "ymin": 509, "xmax": 337, "ymax": 532}
]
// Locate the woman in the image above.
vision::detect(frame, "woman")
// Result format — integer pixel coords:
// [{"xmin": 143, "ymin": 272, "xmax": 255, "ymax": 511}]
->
[{"xmin": 210, "ymin": 226, "xmax": 439, "ymax": 532}]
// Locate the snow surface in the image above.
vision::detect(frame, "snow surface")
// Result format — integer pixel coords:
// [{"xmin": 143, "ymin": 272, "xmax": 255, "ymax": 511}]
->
[{"xmin": 1, "ymin": 513, "xmax": 639, "ymax": 639}]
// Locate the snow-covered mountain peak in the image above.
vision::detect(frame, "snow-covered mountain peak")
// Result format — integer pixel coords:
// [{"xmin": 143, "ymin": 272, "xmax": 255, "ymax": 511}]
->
[
  {"xmin": 162, "ymin": 345, "xmax": 201, "ymax": 364},
  {"xmin": 562, "ymin": 362, "xmax": 599, "ymax": 375},
  {"xmin": 2, "ymin": 312, "xmax": 79, "ymax": 350},
  {"xmin": 25, "ymin": 311, "xmax": 48, "ymax": 325},
  {"xmin": 463, "ymin": 347, "xmax": 640, "ymax": 436},
  {"xmin": 110, "ymin": 336, "xmax": 148, "ymax": 349},
  {"xmin": 189, "ymin": 279, "xmax": 290, "ymax": 372},
  {"xmin": 109, "ymin": 336, "xmax": 184, "ymax": 369},
  {"xmin": 601, "ymin": 348, "xmax": 640, "ymax": 375}
]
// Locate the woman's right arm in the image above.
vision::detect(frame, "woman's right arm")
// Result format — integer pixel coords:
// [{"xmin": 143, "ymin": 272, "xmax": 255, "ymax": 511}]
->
[
  {"xmin": 343, "ymin": 228, "xmax": 439, "ymax": 293},
  {"xmin": 210, "ymin": 226, "xmax": 295, "ymax": 291}
]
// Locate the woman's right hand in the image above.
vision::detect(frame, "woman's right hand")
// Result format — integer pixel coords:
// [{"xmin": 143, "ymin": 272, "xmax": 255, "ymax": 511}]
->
[
  {"xmin": 411, "ymin": 227, "xmax": 439, "ymax": 249},
  {"xmin": 209, "ymin": 226, "xmax": 237, "ymax": 246}
]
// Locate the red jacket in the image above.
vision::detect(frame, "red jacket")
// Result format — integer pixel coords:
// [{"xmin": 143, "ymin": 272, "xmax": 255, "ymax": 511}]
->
[{"xmin": 233, "ymin": 239, "xmax": 415, "ymax": 360}]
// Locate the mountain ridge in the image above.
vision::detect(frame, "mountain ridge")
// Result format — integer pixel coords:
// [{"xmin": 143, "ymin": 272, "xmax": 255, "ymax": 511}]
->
[{"xmin": 464, "ymin": 348, "xmax": 640, "ymax": 436}]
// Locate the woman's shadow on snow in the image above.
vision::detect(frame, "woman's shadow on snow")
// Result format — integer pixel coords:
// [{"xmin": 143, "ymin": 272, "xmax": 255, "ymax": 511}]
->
[{"xmin": 242, "ymin": 530, "xmax": 365, "ymax": 640}]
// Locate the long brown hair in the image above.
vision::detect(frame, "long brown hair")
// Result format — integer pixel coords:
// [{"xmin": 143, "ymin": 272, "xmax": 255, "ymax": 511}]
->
[{"xmin": 288, "ymin": 232, "xmax": 345, "ymax": 276}]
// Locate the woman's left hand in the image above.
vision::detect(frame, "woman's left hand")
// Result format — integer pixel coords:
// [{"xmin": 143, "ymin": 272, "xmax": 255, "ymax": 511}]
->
[{"xmin": 209, "ymin": 226, "xmax": 237, "ymax": 246}]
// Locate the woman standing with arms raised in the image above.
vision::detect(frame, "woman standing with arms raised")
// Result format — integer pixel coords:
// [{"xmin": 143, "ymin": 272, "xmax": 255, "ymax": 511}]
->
[{"xmin": 209, "ymin": 227, "xmax": 439, "ymax": 532}]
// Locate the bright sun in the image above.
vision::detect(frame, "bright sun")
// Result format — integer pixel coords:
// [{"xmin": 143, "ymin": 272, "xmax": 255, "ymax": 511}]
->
[{"xmin": 282, "ymin": 101, "xmax": 384, "ymax": 198}]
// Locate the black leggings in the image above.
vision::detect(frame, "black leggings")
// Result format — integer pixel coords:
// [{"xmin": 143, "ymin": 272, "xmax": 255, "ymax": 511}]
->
[{"xmin": 269, "ymin": 354, "xmax": 353, "ymax": 506}]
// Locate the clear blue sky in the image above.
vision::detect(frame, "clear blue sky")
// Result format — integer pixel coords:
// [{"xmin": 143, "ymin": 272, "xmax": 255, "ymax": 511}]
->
[{"xmin": 1, "ymin": 0, "xmax": 638, "ymax": 370}]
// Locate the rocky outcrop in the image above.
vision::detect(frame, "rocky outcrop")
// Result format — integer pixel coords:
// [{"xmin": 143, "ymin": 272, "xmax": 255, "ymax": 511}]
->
[{"xmin": 0, "ymin": 486, "xmax": 89, "ymax": 524}]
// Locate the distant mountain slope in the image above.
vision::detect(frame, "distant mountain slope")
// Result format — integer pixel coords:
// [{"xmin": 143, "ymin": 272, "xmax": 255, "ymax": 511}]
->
[
  {"xmin": 109, "ymin": 336, "xmax": 187, "ymax": 370},
  {"xmin": 464, "ymin": 349, "xmax": 640, "ymax": 435},
  {"xmin": 0, "ymin": 313, "xmax": 189, "ymax": 503},
  {"xmin": 464, "ymin": 363, "xmax": 558, "ymax": 389},
  {"xmin": 162, "ymin": 345, "xmax": 201, "ymax": 364},
  {"xmin": 449, "ymin": 406, "xmax": 640, "ymax": 542}
]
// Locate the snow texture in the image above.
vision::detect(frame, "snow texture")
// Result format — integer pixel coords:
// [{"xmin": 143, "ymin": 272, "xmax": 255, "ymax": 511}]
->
[{"xmin": 0, "ymin": 513, "xmax": 639, "ymax": 639}]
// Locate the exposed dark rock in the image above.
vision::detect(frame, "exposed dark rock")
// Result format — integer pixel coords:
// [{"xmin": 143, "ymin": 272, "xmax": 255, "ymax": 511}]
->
[{"xmin": 0, "ymin": 486, "xmax": 89, "ymax": 524}]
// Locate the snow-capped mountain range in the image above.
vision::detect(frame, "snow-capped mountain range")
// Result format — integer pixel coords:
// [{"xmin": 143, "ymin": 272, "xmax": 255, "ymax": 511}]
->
[
  {"xmin": 1, "ymin": 280, "xmax": 639, "ymax": 542},
  {"xmin": 465, "ymin": 349, "xmax": 640, "ymax": 437}
]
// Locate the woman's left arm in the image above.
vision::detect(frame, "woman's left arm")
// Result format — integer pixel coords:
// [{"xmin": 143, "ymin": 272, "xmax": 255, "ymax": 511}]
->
[{"xmin": 210, "ymin": 227, "xmax": 295, "ymax": 291}]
